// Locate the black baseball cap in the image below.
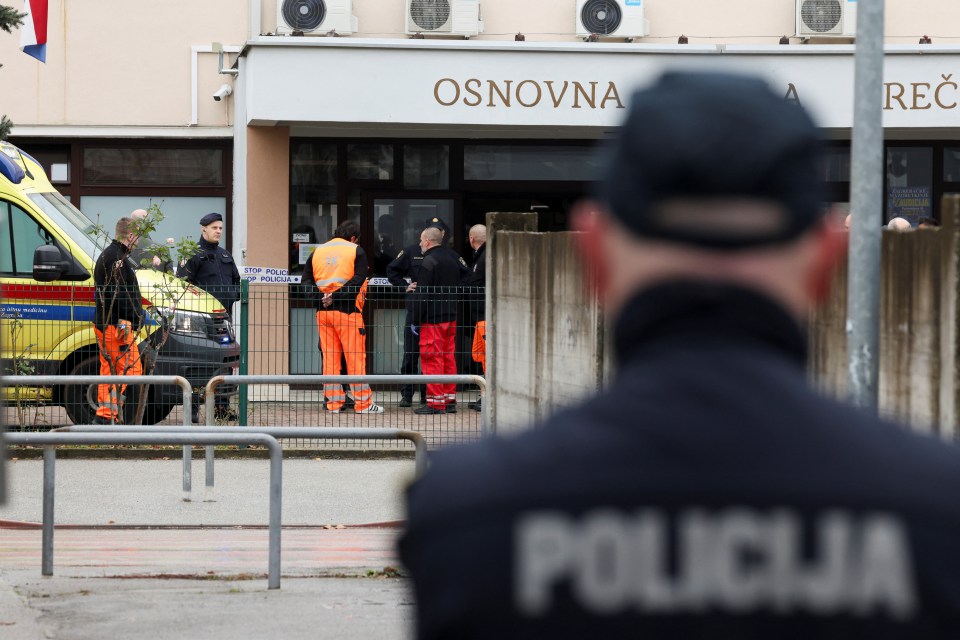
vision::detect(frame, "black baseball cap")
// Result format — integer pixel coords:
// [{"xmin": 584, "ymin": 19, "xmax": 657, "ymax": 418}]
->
[
  {"xmin": 425, "ymin": 217, "xmax": 450, "ymax": 236},
  {"xmin": 593, "ymin": 71, "xmax": 826, "ymax": 249}
]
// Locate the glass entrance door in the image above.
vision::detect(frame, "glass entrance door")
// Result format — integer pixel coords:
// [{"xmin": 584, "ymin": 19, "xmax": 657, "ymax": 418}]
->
[
  {"xmin": 370, "ymin": 197, "xmax": 455, "ymax": 276},
  {"xmin": 368, "ymin": 197, "xmax": 455, "ymax": 375}
]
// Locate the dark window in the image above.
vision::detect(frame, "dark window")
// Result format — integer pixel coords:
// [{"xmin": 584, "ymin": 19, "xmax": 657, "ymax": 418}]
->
[
  {"xmin": 944, "ymin": 148, "xmax": 960, "ymax": 182},
  {"xmin": 821, "ymin": 147, "xmax": 851, "ymax": 182},
  {"xmin": 464, "ymin": 144, "xmax": 599, "ymax": 181},
  {"xmin": 289, "ymin": 142, "xmax": 340, "ymax": 273},
  {"xmin": 28, "ymin": 148, "xmax": 71, "ymax": 184},
  {"xmin": 404, "ymin": 144, "xmax": 449, "ymax": 190},
  {"xmin": 347, "ymin": 143, "xmax": 393, "ymax": 180},
  {"xmin": 82, "ymin": 148, "xmax": 224, "ymax": 186}
]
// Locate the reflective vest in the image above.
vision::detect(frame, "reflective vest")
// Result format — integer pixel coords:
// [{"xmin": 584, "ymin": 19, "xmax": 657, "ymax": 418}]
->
[{"xmin": 312, "ymin": 238, "xmax": 368, "ymax": 313}]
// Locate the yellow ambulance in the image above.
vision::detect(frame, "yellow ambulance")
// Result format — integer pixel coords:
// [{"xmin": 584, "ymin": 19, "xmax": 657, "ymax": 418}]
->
[{"xmin": 0, "ymin": 141, "xmax": 239, "ymax": 424}]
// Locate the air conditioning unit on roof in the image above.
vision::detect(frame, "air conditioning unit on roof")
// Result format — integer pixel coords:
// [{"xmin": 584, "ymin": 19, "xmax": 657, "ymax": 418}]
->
[
  {"xmin": 576, "ymin": 0, "xmax": 650, "ymax": 40},
  {"xmin": 796, "ymin": 0, "xmax": 856, "ymax": 38},
  {"xmin": 405, "ymin": 0, "xmax": 483, "ymax": 38},
  {"xmin": 277, "ymin": 0, "xmax": 358, "ymax": 35}
]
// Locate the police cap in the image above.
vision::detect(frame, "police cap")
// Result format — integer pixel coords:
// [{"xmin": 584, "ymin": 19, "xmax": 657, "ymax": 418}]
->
[
  {"xmin": 199, "ymin": 212, "xmax": 223, "ymax": 226},
  {"xmin": 594, "ymin": 71, "xmax": 826, "ymax": 249},
  {"xmin": 425, "ymin": 217, "xmax": 450, "ymax": 236}
]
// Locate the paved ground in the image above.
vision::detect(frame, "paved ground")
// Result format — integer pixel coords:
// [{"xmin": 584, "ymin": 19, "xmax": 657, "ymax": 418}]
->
[{"xmin": 0, "ymin": 459, "xmax": 417, "ymax": 639}]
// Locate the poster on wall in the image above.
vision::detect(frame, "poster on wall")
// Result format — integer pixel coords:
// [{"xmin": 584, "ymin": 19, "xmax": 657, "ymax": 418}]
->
[
  {"xmin": 298, "ymin": 243, "xmax": 320, "ymax": 264},
  {"xmin": 886, "ymin": 186, "xmax": 931, "ymax": 225}
]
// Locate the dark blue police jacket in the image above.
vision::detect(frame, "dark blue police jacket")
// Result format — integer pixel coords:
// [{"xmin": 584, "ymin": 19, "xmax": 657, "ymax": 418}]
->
[
  {"xmin": 400, "ymin": 281, "xmax": 960, "ymax": 639},
  {"xmin": 177, "ymin": 237, "xmax": 241, "ymax": 311}
]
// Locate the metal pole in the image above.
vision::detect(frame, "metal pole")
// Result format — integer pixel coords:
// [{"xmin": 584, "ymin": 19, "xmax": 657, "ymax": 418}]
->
[
  {"xmin": 267, "ymin": 437, "xmax": 282, "ymax": 590},
  {"xmin": 847, "ymin": 0, "xmax": 886, "ymax": 411},
  {"xmin": 204, "ymin": 389, "xmax": 216, "ymax": 502},
  {"xmin": 239, "ymin": 279, "xmax": 249, "ymax": 427},
  {"xmin": 183, "ymin": 373, "xmax": 193, "ymax": 500},
  {"xmin": 41, "ymin": 446, "xmax": 55, "ymax": 576}
]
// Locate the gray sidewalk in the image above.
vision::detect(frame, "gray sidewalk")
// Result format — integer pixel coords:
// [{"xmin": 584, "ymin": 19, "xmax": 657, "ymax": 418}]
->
[{"xmin": 0, "ymin": 458, "xmax": 417, "ymax": 639}]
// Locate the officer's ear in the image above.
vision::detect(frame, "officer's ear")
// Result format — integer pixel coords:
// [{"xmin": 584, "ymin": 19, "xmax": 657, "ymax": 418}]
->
[
  {"xmin": 805, "ymin": 211, "xmax": 848, "ymax": 305},
  {"xmin": 570, "ymin": 199, "xmax": 610, "ymax": 298}
]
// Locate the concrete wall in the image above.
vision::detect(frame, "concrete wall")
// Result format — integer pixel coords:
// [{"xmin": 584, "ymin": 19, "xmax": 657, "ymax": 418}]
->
[
  {"xmin": 810, "ymin": 196, "xmax": 960, "ymax": 436},
  {"xmin": 490, "ymin": 196, "xmax": 960, "ymax": 437},
  {"xmin": 488, "ymin": 215, "xmax": 604, "ymax": 433}
]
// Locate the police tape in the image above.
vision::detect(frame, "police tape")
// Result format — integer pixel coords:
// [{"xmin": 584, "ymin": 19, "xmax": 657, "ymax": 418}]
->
[{"xmin": 241, "ymin": 266, "xmax": 389, "ymax": 286}]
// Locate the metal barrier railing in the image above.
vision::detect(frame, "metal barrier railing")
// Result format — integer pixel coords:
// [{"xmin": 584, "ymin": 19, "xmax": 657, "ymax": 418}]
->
[
  {"xmin": 198, "ymin": 374, "xmax": 483, "ymax": 494},
  {"xmin": 65, "ymin": 425, "xmax": 428, "ymax": 501},
  {"xmin": 0, "ymin": 375, "xmax": 193, "ymax": 427},
  {"xmin": 4, "ymin": 431, "xmax": 283, "ymax": 590},
  {"xmin": 0, "ymin": 374, "xmax": 202, "ymax": 495},
  {"xmin": 205, "ymin": 373, "xmax": 489, "ymax": 433}
]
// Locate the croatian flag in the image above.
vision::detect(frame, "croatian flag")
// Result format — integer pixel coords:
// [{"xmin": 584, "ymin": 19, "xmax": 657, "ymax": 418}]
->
[{"xmin": 19, "ymin": 0, "xmax": 48, "ymax": 63}]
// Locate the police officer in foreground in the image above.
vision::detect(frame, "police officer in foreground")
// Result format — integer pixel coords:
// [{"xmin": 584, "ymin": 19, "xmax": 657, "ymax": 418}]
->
[
  {"xmin": 399, "ymin": 71, "xmax": 960, "ymax": 638},
  {"xmin": 178, "ymin": 212, "xmax": 240, "ymax": 421}
]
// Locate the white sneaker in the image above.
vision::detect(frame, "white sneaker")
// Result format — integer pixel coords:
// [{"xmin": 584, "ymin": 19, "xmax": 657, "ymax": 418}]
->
[{"xmin": 356, "ymin": 403, "xmax": 384, "ymax": 414}]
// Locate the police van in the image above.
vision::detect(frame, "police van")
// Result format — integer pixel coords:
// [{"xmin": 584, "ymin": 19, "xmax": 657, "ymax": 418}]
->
[{"xmin": 0, "ymin": 141, "xmax": 239, "ymax": 424}]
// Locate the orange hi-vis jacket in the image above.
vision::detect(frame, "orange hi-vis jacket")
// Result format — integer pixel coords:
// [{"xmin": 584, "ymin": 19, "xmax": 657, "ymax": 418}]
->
[{"xmin": 302, "ymin": 238, "xmax": 369, "ymax": 314}]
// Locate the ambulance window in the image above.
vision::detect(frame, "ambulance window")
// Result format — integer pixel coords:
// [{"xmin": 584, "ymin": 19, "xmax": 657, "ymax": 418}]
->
[{"xmin": 0, "ymin": 201, "xmax": 54, "ymax": 275}]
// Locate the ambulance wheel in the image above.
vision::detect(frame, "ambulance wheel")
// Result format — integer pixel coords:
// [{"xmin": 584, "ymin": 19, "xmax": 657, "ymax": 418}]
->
[{"xmin": 63, "ymin": 355, "xmax": 135, "ymax": 425}]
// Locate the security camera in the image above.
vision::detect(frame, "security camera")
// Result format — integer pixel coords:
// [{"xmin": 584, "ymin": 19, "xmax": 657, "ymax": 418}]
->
[{"xmin": 213, "ymin": 84, "xmax": 233, "ymax": 102}]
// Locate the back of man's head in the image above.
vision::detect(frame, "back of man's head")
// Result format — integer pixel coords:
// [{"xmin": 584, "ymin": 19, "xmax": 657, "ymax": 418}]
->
[
  {"xmin": 421, "ymin": 226, "xmax": 443, "ymax": 247},
  {"xmin": 115, "ymin": 217, "xmax": 134, "ymax": 239},
  {"xmin": 333, "ymin": 220, "xmax": 361, "ymax": 241},
  {"xmin": 595, "ymin": 71, "xmax": 825, "ymax": 248},
  {"xmin": 887, "ymin": 217, "xmax": 912, "ymax": 231},
  {"xmin": 577, "ymin": 71, "xmax": 842, "ymax": 319}
]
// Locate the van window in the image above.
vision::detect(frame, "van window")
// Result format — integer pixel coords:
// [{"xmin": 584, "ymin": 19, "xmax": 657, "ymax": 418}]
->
[
  {"xmin": 27, "ymin": 192, "xmax": 98, "ymax": 259},
  {"xmin": 0, "ymin": 200, "xmax": 55, "ymax": 275}
]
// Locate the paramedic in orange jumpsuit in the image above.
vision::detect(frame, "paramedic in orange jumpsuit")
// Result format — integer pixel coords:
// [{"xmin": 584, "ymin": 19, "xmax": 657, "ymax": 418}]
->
[
  {"xmin": 301, "ymin": 220, "xmax": 384, "ymax": 414},
  {"xmin": 93, "ymin": 216, "xmax": 144, "ymax": 424}
]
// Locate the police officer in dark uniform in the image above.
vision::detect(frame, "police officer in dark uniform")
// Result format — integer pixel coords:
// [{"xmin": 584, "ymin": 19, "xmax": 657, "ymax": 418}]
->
[
  {"xmin": 177, "ymin": 212, "xmax": 240, "ymax": 420},
  {"xmin": 399, "ymin": 71, "xmax": 960, "ymax": 638},
  {"xmin": 387, "ymin": 217, "xmax": 467, "ymax": 408}
]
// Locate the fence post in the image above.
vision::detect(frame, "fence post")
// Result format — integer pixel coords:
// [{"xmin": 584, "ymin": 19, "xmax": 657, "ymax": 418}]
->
[
  {"xmin": 42, "ymin": 446, "xmax": 55, "ymax": 576},
  {"xmin": 239, "ymin": 279, "xmax": 249, "ymax": 427}
]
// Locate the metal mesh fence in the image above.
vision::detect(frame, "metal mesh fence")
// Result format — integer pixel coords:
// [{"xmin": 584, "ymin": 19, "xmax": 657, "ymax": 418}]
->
[
  {"xmin": 240, "ymin": 281, "xmax": 485, "ymax": 449},
  {"xmin": 2, "ymin": 281, "xmax": 486, "ymax": 450}
]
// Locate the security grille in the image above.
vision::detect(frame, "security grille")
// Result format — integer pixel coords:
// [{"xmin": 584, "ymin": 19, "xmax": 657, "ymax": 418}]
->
[
  {"xmin": 281, "ymin": 0, "xmax": 327, "ymax": 32},
  {"xmin": 580, "ymin": 0, "xmax": 623, "ymax": 35},
  {"xmin": 799, "ymin": 0, "xmax": 842, "ymax": 33},
  {"xmin": 409, "ymin": 0, "xmax": 452, "ymax": 31}
]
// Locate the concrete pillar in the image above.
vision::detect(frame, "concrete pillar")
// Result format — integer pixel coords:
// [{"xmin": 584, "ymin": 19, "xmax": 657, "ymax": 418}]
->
[
  {"xmin": 486, "ymin": 212, "xmax": 538, "ymax": 434},
  {"xmin": 939, "ymin": 195, "xmax": 960, "ymax": 438},
  {"xmin": 245, "ymin": 126, "xmax": 291, "ymax": 383}
]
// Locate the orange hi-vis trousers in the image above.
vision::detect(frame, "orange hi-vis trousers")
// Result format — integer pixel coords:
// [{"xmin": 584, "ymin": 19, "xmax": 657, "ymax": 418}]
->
[
  {"xmin": 472, "ymin": 320, "xmax": 486, "ymax": 374},
  {"xmin": 316, "ymin": 310, "xmax": 373, "ymax": 412},
  {"xmin": 421, "ymin": 321, "xmax": 457, "ymax": 409},
  {"xmin": 94, "ymin": 323, "xmax": 142, "ymax": 422}
]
